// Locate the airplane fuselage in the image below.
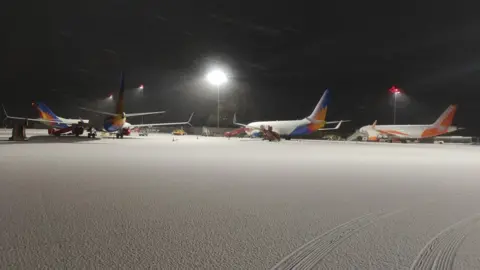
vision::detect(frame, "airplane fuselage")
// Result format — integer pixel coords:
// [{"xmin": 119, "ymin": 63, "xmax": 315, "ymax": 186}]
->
[
  {"xmin": 42, "ymin": 117, "xmax": 89, "ymax": 135},
  {"xmin": 245, "ymin": 118, "xmax": 324, "ymax": 137},
  {"xmin": 104, "ymin": 115, "xmax": 128, "ymax": 133},
  {"xmin": 359, "ymin": 124, "xmax": 458, "ymax": 141},
  {"xmin": 103, "ymin": 114, "xmax": 137, "ymax": 136}
]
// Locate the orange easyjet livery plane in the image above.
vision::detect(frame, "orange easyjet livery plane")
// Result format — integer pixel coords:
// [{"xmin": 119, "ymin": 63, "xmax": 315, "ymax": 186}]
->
[{"xmin": 359, "ymin": 105, "xmax": 460, "ymax": 142}]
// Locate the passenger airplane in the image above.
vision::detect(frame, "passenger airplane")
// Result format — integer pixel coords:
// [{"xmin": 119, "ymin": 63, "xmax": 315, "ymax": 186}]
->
[
  {"xmin": 359, "ymin": 105, "xmax": 459, "ymax": 142},
  {"xmin": 2, "ymin": 102, "xmax": 90, "ymax": 136},
  {"xmin": 80, "ymin": 72, "xmax": 193, "ymax": 138},
  {"xmin": 233, "ymin": 89, "xmax": 348, "ymax": 141}
]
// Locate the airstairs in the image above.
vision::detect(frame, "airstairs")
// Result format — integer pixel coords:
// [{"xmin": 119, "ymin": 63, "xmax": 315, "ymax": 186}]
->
[{"xmin": 346, "ymin": 130, "xmax": 366, "ymax": 141}]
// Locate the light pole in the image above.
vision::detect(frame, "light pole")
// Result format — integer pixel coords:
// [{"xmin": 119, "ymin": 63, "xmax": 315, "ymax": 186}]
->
[
  {"xmin": 206, "ymin": 70, "xmax": 228, "ymax": 128},
  {"xmin": 216, "ymin": 84, "xmax": 220, "ymax": 128},
  {"xmin": 138, "ymin": 84, "xmax": 144, "ymax": 124},
  {"xmin": 389, "ymin": 86, "xmax": 401, "ymax": 124}
]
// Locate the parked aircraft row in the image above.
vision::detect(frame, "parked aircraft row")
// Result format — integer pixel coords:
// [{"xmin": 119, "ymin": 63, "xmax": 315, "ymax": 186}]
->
[
  {"xmin": 2, "ymin": 72, "xmax": 460, "ymax": 142},
  {"xmin": 230, "ymin": 90, "xmax": 459, "ymax": 142},
  {"xmin": 2, "ymin": 73, "xmax": 193, "ymax": 138}
]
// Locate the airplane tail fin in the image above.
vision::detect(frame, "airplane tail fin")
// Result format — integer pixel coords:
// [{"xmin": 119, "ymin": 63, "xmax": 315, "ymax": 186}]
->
[
  {"xmin": 2, "ymin": 104, "xmax": 8, "ymax": 118},
  {"xmin": 233, "ymin": 113, "xmax": 247, "ymax": 127},
  {"xmin": 186, "ymin": 112, "xmax": 194, "ymax": 126},
  {"xmin": 307, "ymin": 89, "xmax": 329, "ymax": 123},
  {"xmin": 233, "ymin": 113, "xmax": 254, "ymax": 131},
  {"xmin": 372, "ymin": 120, "xmax": 377, "ymax": 129},
  {"xmin": 33, "ymin": 102, "xmax": 61, "ymax": 121},
  {"xmin": 2, "ymin": 104, "xmax": 9, "ymax": 126},
  {"xmin": 432, "ymin": 105, "xmax": 457, "ymax": 128},
  {"xmin": 115, "ymin": 72, "xmax": 125, "ymax": 115}
]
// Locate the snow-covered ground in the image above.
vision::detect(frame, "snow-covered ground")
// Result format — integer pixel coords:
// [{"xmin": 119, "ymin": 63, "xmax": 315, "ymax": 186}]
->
[{"xmin": 1, "ymin": 134, "xmax": 480, "ymax": 269}]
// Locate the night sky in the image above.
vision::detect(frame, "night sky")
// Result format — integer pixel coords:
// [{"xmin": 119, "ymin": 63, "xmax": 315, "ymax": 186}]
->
[{"xmin": 2, "ymin": 1, "xmax": 480, "ymax": 134}]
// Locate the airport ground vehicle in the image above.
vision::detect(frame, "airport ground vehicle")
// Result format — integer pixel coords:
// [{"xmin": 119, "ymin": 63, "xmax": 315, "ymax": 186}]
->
[
  {"xmin": 224, "ymin": 127, "xmax": 246, "ymax": 137},
  {"xmin": 172, "ymin": 129, "xmax": 187, "ymax": 135}
]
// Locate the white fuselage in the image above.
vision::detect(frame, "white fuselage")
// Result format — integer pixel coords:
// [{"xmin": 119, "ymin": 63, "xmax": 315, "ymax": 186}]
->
[
  {"xmin": 57, "ymin": 117, "xmax": 89, "ymax": 125},
  {"xmin": 245, "ymin": 119, "xmax": 310, "ymax": 136},
  {"xmin": 45, "ymin": 117, "xmax": 89, "ymax": 130},
  {"xmin": 122, "ymin": 122, "xmax": 132, "ymax": 129},
  {"xmin": 359, "ymin": 124, "xmax": 458, "ymax": 140}
]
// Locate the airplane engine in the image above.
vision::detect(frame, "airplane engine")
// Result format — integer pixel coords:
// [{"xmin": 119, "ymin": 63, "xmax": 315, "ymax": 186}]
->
[
  {"xmin": 122, "ymin": 128, "xmax": 131, "ymax": 136},
  {"xmin": 73, "ymin": 126, "xmax": 84, "ymax": 136},
  {"xmin": 48, "ymin": 128, "xmax": 54, "ymax": 135},
  {"xmin": 261, "ymin": 125, "xmax": 281, "ymax": 141}
]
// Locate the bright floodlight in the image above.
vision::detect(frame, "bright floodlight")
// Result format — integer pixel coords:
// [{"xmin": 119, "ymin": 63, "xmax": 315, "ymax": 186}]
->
[
  {"xmin": 138, "ymin": 84, "xmax": 144, "ymax": 90},
  {"xmin": 206, "ymin": 70, "xmax": 228, "ymax": 86},
  {"xmin": 107, "ymin": 93, "xmax": 113, "ymax": 100}
]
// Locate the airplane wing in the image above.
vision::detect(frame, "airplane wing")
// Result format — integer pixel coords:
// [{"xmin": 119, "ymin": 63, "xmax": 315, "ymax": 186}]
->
[
  {"xmin": 125, "ymin": 111, "xmax": 166, "ymax": 117},
  {"xmin": 375, "ymin": 129, "xmax": 408, "ymax": 138},
  {"xmin": 369, "ymin": 121, "xmax": 408, "ymax": 138},
  {"xmin": 129, "ymin": 113, "xmax": 194, "ymax": 128},
  {"xmin": 233, "ymin": 113, "xmax": 260, "ymax": 130},
  {"xmin": 325, "ymin": 120, "xmax": 351, "ymax": 124},
  {"xmin": 2, "ymin": 104, "xmax": 64, "ymax": 124},
  {"xmin": 317, "ymin": 121, "xmax": 345, "ymax": 131},
  {"xmin": 79, "ymin": 107, "xmax": 117, "ymax": 116},
  {"xmin": 5, "ymin": 116, "xmax": 63, "ymax": 124},
  {"xmin": 232, "ymin": 113, "xmax": 282, "ymax": 138}
]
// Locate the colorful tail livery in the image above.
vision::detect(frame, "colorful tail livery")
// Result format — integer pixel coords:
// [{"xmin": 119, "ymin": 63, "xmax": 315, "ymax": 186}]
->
[
  {"xmin": 306, "ymin": 89, "xmax": 330, "ymax": 131},
  {"xmin": 33, "ymin": 102, "xmax": 64, "ymax": 126},
  {"xmin": 421, "ymin": 105, "xmax": 458, "ymax": 137},
  {"xmin": 432, "ymin": 105, "xmax": 457, "ymax": 128},
  {"xmin": 307, "ymin": 89, "xmax": 330, "ymax": 123}
]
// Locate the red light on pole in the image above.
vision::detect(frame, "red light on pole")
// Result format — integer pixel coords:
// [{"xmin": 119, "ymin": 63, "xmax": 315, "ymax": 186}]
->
[
  {"xmin": 388, "ymin": 86, "xmax": 402, "ymax": 124},
  {"xmin": 389, "ymin": 86, "xmax": 401, "ymax": 94}
]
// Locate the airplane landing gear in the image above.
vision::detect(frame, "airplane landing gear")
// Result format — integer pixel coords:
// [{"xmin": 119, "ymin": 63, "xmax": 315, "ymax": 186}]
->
[{"xmin": 87, "ymin": 128, "xmax": 96, "ymax": 138}]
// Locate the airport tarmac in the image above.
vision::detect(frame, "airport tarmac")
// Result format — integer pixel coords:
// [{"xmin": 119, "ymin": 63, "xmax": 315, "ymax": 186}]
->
[{"xmin": 1, "ymin": 132, "xmax": 480, "ymax": 269}]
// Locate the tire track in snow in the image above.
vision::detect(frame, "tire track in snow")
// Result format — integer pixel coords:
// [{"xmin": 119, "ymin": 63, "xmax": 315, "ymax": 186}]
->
[
  {"xmin": 410, "ymin": 214, "xmax": 480, "ymax": 270},
  {"xmin": 271, "ymin": 209, "xmax": 405, "ymax": 270}
]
